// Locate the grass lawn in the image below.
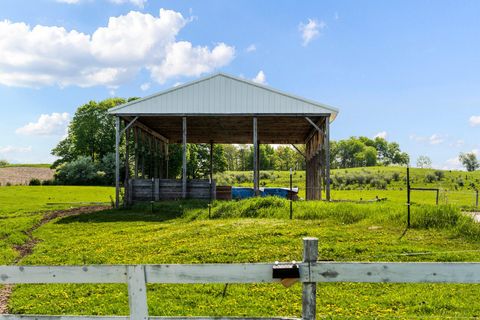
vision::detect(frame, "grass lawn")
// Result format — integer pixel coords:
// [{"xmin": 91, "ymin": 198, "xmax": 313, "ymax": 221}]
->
[
  {"xmin": 7, "ymin": 198, "xmax": 480, "ymax": 318},
  {"xmin": 0, "ymin": 186, "xmax": 114, "ymax": 264}
]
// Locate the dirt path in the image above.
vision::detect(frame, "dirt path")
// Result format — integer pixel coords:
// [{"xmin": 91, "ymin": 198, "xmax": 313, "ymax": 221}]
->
[{"xmin": 0, "ymin": 205, "xmax": 109, "ymax": 314}]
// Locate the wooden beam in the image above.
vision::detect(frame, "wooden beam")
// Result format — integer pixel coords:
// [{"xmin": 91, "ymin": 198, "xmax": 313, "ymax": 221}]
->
[
  {"xmin": 182, "ymin": 116, "xmax": 187, "ymax": 198},
  {"xmin": 132, "ymin": 120, "xmax": 169, "ymax": 144},
  {"xmin": 291, "ymin": 144, "xmax": 306, "ymax": 159}
]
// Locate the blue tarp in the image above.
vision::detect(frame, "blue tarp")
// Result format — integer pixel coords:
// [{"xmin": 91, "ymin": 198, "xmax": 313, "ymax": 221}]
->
[{"xmin": 231, "ymin": 187, "xmax": 298, "ymax": 199}]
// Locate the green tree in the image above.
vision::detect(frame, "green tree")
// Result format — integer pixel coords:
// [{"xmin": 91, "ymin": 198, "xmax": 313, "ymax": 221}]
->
[
  {"xmin": 416, "ymin": 155, "xmax": 432, "ymax": 169},
  {"xmin": 274, "ymin": 146, "xmax": 298, "ymax": 170},
  {"xmin": 459, "ymin": 152, "xmax": 479, "ymax": 172},
  {"xmin": 52, "ymin": 98, "xmax": 126, "ymax": 167}
]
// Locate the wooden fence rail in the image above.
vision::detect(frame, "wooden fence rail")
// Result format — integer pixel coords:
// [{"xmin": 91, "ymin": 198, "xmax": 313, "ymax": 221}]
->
[{"xmin": 1, "ymin": 238, "xmax": 480, "ymax": 320}]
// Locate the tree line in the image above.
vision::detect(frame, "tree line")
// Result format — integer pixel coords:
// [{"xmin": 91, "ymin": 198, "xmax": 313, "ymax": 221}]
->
[{"xmin": 50, "ymin": 98, "xmax": 420, "ymax": 185}]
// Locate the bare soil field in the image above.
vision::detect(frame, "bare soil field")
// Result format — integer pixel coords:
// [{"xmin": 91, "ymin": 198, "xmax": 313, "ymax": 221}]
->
[{"xmin": 0, "ymin": 167, "xmax": 54, "ymax": 185}]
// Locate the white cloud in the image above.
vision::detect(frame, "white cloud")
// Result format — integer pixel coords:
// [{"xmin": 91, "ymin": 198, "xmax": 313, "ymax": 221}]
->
[
  {"xmin": 16, "ymin": 112, "xmax": 70, "ymax": 136},
  {"xmin": 57, "ymin": 0, "xmax": 146, "ymax": 7},
  {"xmin": 140, "ymin": 82, "xmax": 151, "ymax": 91},
  {"xmin": 334, "ymin": 12, "xmax": 339, "ymax": 20},
  {"xmin": 246, "ymin": 44, "xmax": 256, "ymax": 53},
  {"xmin": 0, "ymin": 145, "xmax": 32, "ymax": 154},
  {"xmin": 252, "ymin": 70, "xmax": 266, "ymax": 85},
  {"xmin": 148, "ymin": 41, "xmax": 235, "ymax": 84},
  {"xmin": 428, "ymin": 134, "xmax": 444, "ymax": 145},
  {"xmin": 410, "ymin": 133, "xmax": 445, "ymax": 145},
  {"xmin": 0, "ymin": 9, "xmax": 235, "ymax": 88},
  {"xmin": 299, "ymin": 18, "xmax": 325, "ymax": 46},
  {"xmin": 374, "ymin": 131, "xmax": 387, "ymax": 139},
  {"xmin": 469, "ymin": 115, "xmax": 480, "ymax": 127},
  {"xmin": 173, "ymin": 82, "xmax": 183, "ymax": 87},
  {"xmin": 108, "ymin": 0, "xmax": 147, "ymax": 8}
]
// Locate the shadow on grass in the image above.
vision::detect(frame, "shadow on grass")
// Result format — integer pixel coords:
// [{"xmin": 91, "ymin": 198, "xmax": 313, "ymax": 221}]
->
[{"xmin": 55, "ymin": 200, "xmax": 210, "ymax": 224}]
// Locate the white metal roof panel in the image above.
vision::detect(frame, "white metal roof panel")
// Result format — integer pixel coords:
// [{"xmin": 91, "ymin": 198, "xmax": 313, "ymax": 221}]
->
[{"xmin": 109, "ymin": 73, "xmax": 339, "ymax": 121}]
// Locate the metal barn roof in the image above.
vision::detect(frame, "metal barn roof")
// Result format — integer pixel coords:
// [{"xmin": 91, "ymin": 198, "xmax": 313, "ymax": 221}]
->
[{"xmin": 108, "ymin": 72, "xmax": 339, "ymax": 121}]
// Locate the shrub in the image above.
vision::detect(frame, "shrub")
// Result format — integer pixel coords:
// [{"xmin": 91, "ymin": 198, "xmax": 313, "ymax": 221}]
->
[
  {"xmin": 424, "ymin": 173, "xmax": 437, "ymax": 183},
  {"xmin": 434, "ymin": 170, "xmax": 445, "ymax": 180},
  {"xmin": 55, "ymin": 156, "xmax": 101, "ymax": 185},
  {"xmin": 41, "ymin": 180, "xmax": 55, "ymax": 186},
  {"xmin": 0, "ymin": 159, "xmax": 8, "ymax": 167},
  {"xmin": 28, "ymin": 178, "xmax": 41, "ymax": 186},
  {"xmin": 392, "ymin": 172, "xmax": 400, "ymax": 181},
  {"xmin": 456, "ymin": 178, "xmax": 464, "ymax": 187}
]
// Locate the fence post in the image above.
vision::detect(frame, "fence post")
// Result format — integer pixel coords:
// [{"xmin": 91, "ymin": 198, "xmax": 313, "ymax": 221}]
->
[
  {"xmin": 302, "ymin": 237, "xmax": 318, "ymax": 320},
  {"xmin": 476, "ymin": 190, "xmax": 479, "ymax": 208},
  {"xmin": 127, "ymin": 265, "xmax": 149, "ymax": 320}
]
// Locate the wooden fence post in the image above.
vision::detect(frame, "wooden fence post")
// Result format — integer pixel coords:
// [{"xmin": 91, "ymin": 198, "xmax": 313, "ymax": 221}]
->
[
  {"xmin": 302, "ymin": 237, "xmax": 318, "ymax": 320},
  {"xmin": 127, "ymin": 265, "xmax": 149, "ymax": 320}
]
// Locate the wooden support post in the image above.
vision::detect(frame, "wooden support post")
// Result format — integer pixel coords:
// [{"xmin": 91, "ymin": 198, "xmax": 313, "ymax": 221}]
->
[
  {"xmin": 165, "ymin": 143, "xmax": 169, "ymax": 179},
  {"xmin": 127, "ymin": 265, "xmax": 148, "ymax": 320},
  {"xmin": 134, "ymin": 127, "xmax": 138, "ymax": 179},
  {"xmin": 140, "ymin": 130, "xmax": 145, "ymax": 178},
  {"xmin": 182, "ymin": 116, "xmax": 187, "ymax": 199},
  {"xmin": 124, "ymin": 126, "xmax": 130, "ymax": 207},
  {"xmin": 115, "ymin": 116, "xmax": 121, "ymax": 208},
  {"xmin": 476, "ymin": 189, "xmax": 479, "ymax": 208},
  {"xmin": 325, "ymin": 117, "xmax": 331, "ymax": 201},
  {"xmin": 210, "ymin": 140, "xmax": 214, "ymax": 201},
  {"xmin": 210, "ymin": 140, "xmax": 214, "ymax": 183},
  {"xmin": 253, "ymin": 117, "xmax": 259, "ymax": 195},
  {"xmin": 407, "ymin": 167, "xmax": 411, "ymax": 227},
  {"xmin": 302, "ymin": 237, "xmax": 318, "ymax": 320},
  {"xmin": 256, "ymin": 140, "xmax": 260, "ymax": 192},
  {"xmin": 436, "ymin": 189, "xmax": 439, "ymax": 205}
]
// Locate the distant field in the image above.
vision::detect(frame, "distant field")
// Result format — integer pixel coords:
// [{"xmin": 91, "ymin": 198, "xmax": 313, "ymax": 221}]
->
[
  {"xmin": 0, "ymin": 166, "xmax": 54, "ymax": 186},
  {"xmin": 216, "ymin": 167, "xmax": 480, "ymax": 207},
  {"xmin": 1, "ymin": 164, "xmax": 51, "ymax": 168}
]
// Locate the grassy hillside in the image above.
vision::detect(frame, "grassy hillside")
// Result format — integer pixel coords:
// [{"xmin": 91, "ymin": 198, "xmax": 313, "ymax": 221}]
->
[
  {"xmin": 8, "ymin": 198, "xmax": 480, "ymax": 318},
  {"xmin": 216, "ymin": 167, "xmax": 480, "ymax": 207}
]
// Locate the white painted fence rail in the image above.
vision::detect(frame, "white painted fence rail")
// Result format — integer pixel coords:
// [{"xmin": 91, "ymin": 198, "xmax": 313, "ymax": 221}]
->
[{"xmin": 1, "ymin": 238, "xmax": 480, "ymax": 320}]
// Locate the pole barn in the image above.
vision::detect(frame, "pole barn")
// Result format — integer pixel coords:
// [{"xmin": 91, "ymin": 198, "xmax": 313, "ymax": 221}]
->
[{"xmin": 108, "ymin": 73, "xmax": 339, "ymax": 207}]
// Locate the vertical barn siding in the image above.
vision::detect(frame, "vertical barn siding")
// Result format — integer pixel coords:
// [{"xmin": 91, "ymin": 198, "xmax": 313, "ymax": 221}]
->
[{"xmin": 110, "ymin": 74, "xmax": 338, "ymax": 117}]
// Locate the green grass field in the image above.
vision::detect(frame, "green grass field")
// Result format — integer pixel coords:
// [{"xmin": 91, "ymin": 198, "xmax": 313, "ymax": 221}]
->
[
  {"xmin": 4, "ymin": 198, "xmax": 480, "ymax": 318},
  {"xmin": 0, "ymin": 186, "xmax": 115, "ymax": 264},
  {"xmin": 1, "ymin": 166, "xmax": 480, "ymax": 318}
]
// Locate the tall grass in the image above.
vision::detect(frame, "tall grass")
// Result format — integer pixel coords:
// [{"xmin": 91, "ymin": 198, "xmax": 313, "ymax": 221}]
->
[{"xmin": 175, "ymin": 197, "xmax": 480, "ymax": 242}]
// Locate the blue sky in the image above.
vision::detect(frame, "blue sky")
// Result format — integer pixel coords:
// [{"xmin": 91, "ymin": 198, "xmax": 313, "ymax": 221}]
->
[{"xmin": 0, "ymin": 0, "xmax": 479, "ymax": 169}]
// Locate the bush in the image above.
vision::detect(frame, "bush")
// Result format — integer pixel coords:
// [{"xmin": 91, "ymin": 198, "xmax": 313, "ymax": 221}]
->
[
  {"xmin": 28, "ymin": 178, "xmax": 41, "ymax": 186},
  {"xmin": 55, "ymin": 156, "xmax": 102, "ymax": 185},
  {"xmin": 434, "ymin": 170, "xmax": 445, "ymax": 180},
  {"xmin": 424, "ymin": 173, "xmax": 437, "ymax": 183},
  {"xmin": 0, "ymin": 159, "xmax": 8, "ymax": 167},
  {"xmin": 392, "ymin": 172, "xmax": 400, "ymax": 181},
  {"xmin": 456, "ymin": 178, "xmax": 464, "ymax": 187},
  {"xmin": 41, "ymin": 180, "xmax": 55, "ymax": 186}
]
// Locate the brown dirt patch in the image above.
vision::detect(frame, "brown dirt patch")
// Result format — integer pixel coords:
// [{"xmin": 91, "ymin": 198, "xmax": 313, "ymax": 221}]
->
[
  {"xmin": 0, "ymin": 167, "xmax": 54, "ymax": 186},
  {"xmin": 0, "ymin": 205, "xmax": 110, "ymax": 314}
]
